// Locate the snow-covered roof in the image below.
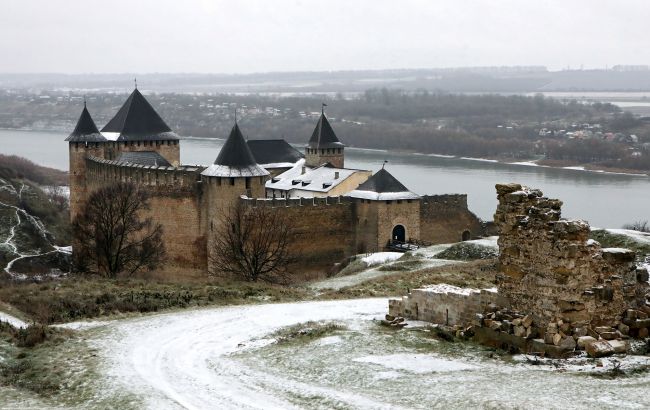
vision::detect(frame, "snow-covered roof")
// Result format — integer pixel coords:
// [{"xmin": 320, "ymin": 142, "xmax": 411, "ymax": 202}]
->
[
  {"xmin": 266, "ymin": 161, "xmax": 366, "ymax": 193},
  {"xmin": 347, "ymin": 190, "xmax": 421, "ymax": 201},
  {"xmin": 347, "ymin": 168, "xmax": 420, "ymax": 201},
  {"xmin": 202, "ymin": 164, "xmax": 269, "ymax": 177},
  {"xmin": 201, "ymin": 123, "xmax": 269, "ymax": 178}
]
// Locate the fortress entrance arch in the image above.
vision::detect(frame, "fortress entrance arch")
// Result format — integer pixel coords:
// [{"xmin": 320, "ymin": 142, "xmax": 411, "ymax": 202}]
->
[{"xmin": 392, "ymin": 224, "xmax": 405, "ymax": 243}]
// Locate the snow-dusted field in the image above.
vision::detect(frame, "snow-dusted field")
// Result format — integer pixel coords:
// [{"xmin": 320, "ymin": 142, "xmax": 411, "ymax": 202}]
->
[
  {"xmin": 71, "ymin": 298, "xmax": 650, "ymax": 409},
  {"xmin": 91, "ymin": 299, "xmax": 388, "ymax": 409}
]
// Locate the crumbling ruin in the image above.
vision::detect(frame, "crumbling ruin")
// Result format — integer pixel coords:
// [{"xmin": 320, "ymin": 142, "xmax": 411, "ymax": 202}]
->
[
  {"xmin": 389, "ymin": 183, "xmax": 650, "ymax": 357},
  {"xmin": 494, "ymin": 183, "xmax": 649, "ymax": 331}
]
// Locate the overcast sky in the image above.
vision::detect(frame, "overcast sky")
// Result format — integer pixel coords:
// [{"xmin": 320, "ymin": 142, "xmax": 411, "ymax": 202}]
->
[{"xmin": 1, "ymin": 0, "xmax": 649, "ymax": 74}]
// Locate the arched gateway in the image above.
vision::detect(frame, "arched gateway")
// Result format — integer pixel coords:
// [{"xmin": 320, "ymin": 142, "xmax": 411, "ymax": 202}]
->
[{"xmin": 392, "ymin": 224, "xmax": 406, "ymax": 243}]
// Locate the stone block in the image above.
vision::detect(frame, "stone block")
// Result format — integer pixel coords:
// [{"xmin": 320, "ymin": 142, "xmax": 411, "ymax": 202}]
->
[
  {"xmin": 577, "ymin": 336, "xmax": 597, "ymax": 350},
  {"xmin": 608, "ymin": 339, "xmax": 628, "ymax": 354},
  {"xmin": 585, "ymin": 340, "xmax": 614, "ymax": 358}
]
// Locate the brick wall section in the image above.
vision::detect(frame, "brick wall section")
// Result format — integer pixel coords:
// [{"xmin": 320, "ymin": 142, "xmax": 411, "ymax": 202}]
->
[
  {"xmin": 389, "ymin": 288, "xmax": 506, "ymax": 326},
  {"xmin": 376, "ymin": 200, "xmax": 421, "ymax": 249},
  {"xmin": 240, "ymin": 197, "xmax": 356, "ymax": 275},
  {"xmin": 494, "ymin": 183, "xmax": 649, "ymax": 328},
  {"xmin": 84, "ymin": 157, "xmax": 206, "ymax": 277},
  {"xmin": 420, "ymin": 194, "xmax": 484, "ymax": 244}
]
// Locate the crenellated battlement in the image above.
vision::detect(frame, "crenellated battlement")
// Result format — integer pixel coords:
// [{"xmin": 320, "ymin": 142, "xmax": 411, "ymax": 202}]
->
[
  {"xmin": 85, "ymin": 156, "xmax": 204, "ymax": 192},
  {"xmin": 240, "ymin": 195, "xmax": 354, "ymax": 208},
  {"xmin": 421, "ymin": 194, "xmax": 468, "ymax": 210}
]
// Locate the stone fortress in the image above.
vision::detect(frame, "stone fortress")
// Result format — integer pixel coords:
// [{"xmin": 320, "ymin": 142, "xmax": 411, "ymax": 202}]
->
[{"xmin": 66, "ymin": 87, "xmax": 485, "ymax": 278}]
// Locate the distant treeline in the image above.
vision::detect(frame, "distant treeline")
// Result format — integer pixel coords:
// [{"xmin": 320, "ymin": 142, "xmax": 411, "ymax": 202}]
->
[{"xmin": 3, "ymin": 87, "xmax": 649, "ymax": 169}]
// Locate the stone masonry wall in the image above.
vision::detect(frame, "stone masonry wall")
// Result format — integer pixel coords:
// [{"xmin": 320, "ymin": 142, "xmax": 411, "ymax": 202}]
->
[
  {"xmin": 389, "ymin": 285, "xmax": 505, "ymax": 326},
  {"xmin": 240, "ymin": 196, "xmax": 356, "ymax": 279},
  {"xmin": 494, "ymin": 183, "xmax": 649, "ymax": 330},
  {"xmin": 84, "ymin": 158, "xmax": 206, "ymax": 277},
  {"xmin": 420, "ymin": 194, "xmax": 484, "ymax": 244}
]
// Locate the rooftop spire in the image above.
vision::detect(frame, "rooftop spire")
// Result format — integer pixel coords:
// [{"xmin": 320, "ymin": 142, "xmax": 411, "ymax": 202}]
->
[
  {"xmin": 65, "ymin": 103, "xmax": 106, "ymax": 142},
  {"xmin": 101, "ymin": 88, "xmax": 178, "ymax": 141},
  {"xmin": 201, "ymin": 122, "xmax": 269, "ymax": 177},
  {"xmin": 307, "ymin": 108, "xmax": 344, "ymax": 149}
]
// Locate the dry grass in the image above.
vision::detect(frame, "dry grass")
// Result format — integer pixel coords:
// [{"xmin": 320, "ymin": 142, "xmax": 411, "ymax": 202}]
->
[
  {"xmin": 319, "ymin": 259, "xmax": 498, "ymax": 299},
  {"xmin": 0, "ymin": 275, "xmax": 310, "ymax": 324}
]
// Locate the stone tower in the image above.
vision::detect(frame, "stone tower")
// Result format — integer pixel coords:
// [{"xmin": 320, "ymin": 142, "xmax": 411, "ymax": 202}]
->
[
  {"xmin": 348, "ymin": 168, "xmax": 421, "ymax": 253},
  {"xmin": 305, "ymin": 110, "xmax": 345, "ymax": 168},
  {"xmin": 100, "ymin": 88, "xmax": 181, "ymax": 165},
  {"xmin": 201, "ymin": 122, "xmax": 270, "ymax": 271},
  {"xmin": 65, "ymin": 102, "xmax": 107, "ymax": 220}
]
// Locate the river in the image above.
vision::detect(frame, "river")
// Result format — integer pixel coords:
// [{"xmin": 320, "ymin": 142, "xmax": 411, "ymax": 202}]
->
[{"xmin": 1, "ymin": 129, "xmax": 649, "ymax": 228}]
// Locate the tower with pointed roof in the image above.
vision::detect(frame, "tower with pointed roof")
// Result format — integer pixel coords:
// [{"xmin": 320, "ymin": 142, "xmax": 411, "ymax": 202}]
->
[
  {"xmin": 305, "ymin": 109, "xmax": 345, "ymax": 168},
  {"xmin": 348, "ymin": 167, "xmax": 421, "ymax": 253},
  {"xmin": 201, "ymin": 123, "xmax": 270, "ymax": 268},
  {"xmin": 101, "ymin": 88, "xmax": 180, "ymax": 166},
  {"xmin": 65, "ymin": 102, "xmax": 107, "ymax": 219}
]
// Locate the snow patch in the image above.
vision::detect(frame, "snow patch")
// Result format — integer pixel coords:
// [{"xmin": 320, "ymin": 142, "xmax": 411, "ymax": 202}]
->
[
  {"xmin": 0, "ymin": 311, "xmax": 27, "ymax": 329},
  {"xmin": 419, "ymin": 283, "xmax": 491, "ymax": 296},
  {"xmin": 353, "ymin": 353, "xmax": 479, "ymax": 373},
  {"xmin": 361, "ymin": 252, "xmax": 403, "ymax": 266}
]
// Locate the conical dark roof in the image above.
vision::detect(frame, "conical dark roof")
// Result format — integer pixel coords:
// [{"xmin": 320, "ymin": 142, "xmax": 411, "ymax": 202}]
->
[
  {"xmin": 65, "ymin": 103, "xmax": 106, "ymax": 142},
  {"xmin": 201, "ymin": 123, "xmax": 269, "ymax": 177},
  {"xmin": 349, "ymin": 168, "xmax": 419, "ymax": 200},
  {"xmin": 101, "ymin": 88, "xmax": 178, "ymax": 141},
  {"xmin": 307, "ymin": 113, "xmax": 344, "ymax": 149}
]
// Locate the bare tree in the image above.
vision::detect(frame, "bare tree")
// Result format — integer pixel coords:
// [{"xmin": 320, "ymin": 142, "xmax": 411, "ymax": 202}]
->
[
  {"xmin": 209, "ymin": 202, "xmax": 295, "ymax": 283},
  {"xmin": 622, "ymin": 220, "xmax": 650, "ymax": 233},
  {"xmin": 72, "ymin": 182, "xmax": 165, "ymax": 277}
]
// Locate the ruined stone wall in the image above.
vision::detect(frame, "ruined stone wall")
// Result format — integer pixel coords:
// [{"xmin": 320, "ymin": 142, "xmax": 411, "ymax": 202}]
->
[
  {"xmin": 240, "ymin": 196, "xmax": 356, "ymax": 279},
  {"xmin": 419, "ymin": 194, "xmax": 484, "ymax": 244},
  {"xmin": 389, "ymin": 285, "xmax": 505, "ymax": 326},
  {"xmin": 84, "ymin": 158, "xmax": 206, "ymax": 277},
  {"xmin": 494, "ymin": 183, "xmax": 649, "ymax": 330}
]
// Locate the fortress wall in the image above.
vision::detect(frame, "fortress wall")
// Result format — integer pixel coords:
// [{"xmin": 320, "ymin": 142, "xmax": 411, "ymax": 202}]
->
[
  {"xmin": 420, "ymin": 194, "xmax": 484, "ymax": 244},
  {"xmin": 377, "ymin": 200, "xmax": 421, "ymax": 249},
  {"xmin": 241, "ymin": 196, "xmax": 356, "ymax": 277},
  {"xmin": 354, "ymin": 201, "xmax": 380, "ymax": 254},
  {"xmin": 102, "ymin": 140, "xmax": 181, "ymax": 166},
  {"xmin": 84, "ymin": 158, "xmax": 206, "ymax": 277}
]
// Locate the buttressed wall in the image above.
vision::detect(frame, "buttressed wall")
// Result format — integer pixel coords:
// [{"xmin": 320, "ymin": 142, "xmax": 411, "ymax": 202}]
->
[{"xmin": 494, "ymin": 183, "xmax": 649, "ymax": 329}]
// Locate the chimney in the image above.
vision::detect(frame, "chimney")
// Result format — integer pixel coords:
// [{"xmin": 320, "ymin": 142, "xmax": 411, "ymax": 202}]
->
[
  {"xmin": 334, "ymin": 171, "xmax": 340, "ymax": 179},
  {"xmin": 302, "ymin": 166, "xmax": 306, "ymax": 175}
]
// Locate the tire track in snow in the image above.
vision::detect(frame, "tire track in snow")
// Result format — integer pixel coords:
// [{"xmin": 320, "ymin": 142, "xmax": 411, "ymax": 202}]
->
[{"xmin": 92, "ymin": 299, "xmax": 389, "ymax": 409}]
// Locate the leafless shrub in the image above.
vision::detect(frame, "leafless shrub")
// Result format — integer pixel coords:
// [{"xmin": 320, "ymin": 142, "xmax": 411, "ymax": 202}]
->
[
  {"xmin": 209, "ymin": 202, "xmax": 295, "ymax": 283},
  {"xmin": 622, "ymin": 220, "xmax": 650, "ymax": 233},
  {"xmin": 72, "ymin": 182, "xmax": 165, "ymax": 277}
]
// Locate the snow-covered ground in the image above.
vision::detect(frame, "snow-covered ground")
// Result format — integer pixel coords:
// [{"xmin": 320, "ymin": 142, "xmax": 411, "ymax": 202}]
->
[
  {"xmin": 0, "ymin": 311, "xmax": 27, "ymax": 328},
  {"xmin": 360, "ymin": 252, "xmax": 403, "ymax": 266},
  {"xmin": 605, "ymin": 228, "xmax": 650, "ymax": 245},
  {"xmin": 71, "ymin": 299, "xmax": 650, "ymax": 409},
  {"xmin": 91, "ymin": 299, "xmax": 388, "ymax": 409},
  {"xmin": 310, "ymin": 238, "xmax": 498, "ymax": 291}
]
